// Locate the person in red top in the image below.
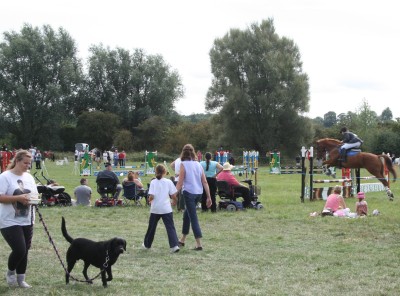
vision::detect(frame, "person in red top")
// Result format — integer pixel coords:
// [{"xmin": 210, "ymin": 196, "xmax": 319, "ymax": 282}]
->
[
  {"xmin": 118, "ymin": 150, "xmax": 126, "ymax": 167},
  {"xmin": 216, "ymin": 162, "xmax": 251, "ymax": 208}
]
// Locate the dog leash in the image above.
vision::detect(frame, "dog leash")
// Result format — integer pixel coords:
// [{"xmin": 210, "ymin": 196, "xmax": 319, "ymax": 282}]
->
[{"xmin": 33, "ymin": 205, "xmax": 110, "ymax": 283}]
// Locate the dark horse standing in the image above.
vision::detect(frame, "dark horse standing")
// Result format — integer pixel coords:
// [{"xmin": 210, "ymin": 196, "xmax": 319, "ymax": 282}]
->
[{"xmin": 316, "ymin": 138, "xmax": 397, "ymax": 200}]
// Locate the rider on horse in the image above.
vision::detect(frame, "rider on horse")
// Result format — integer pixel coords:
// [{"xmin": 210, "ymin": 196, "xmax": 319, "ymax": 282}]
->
[{"xmin": 339, "ymin": 127, "xmax": 363, "ymax": 162}]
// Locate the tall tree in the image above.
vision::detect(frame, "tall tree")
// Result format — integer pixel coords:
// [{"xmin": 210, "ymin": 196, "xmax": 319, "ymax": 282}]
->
[
  {"xmin": 379, "ymin": 107, "xmax": 393, "ymax": 123},
  {"xmin": 0, "ymin": 24, "xmax": 82, "ymax": 148},
  {"xmin": 205, "ymin": 19, "xmax": 311, "ymax": 155},
  {"xmin": 323, "ymin": 111, "xmax": 337, "ymax": 127},
  {"xmin": 87, "ymin": 46, "xmax": 184, "ymax": 130}
]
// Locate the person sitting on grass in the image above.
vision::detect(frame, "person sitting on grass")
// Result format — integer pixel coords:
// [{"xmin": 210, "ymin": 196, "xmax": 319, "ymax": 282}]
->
[
  {"xmin": 73, "ymin": 178, "xmax": 92, "ymax": 206},
  {"xmin": 355, "ymin": 191, "xmax": 368, "ymax": 216},
  {"xmin": 322, "ymin": 185, "xmax": 346, "ymax": 216}
]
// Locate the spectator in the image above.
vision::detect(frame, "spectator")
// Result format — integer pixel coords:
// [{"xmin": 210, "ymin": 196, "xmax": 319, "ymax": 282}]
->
[
  {"xmin": 34, "ymin": 150, "xmax": 42, "ymax": 170},
  {"xmin": 103, "ymin": 150, "xmax": 109, "ymax": 163},
  {"xmin": 200, "ymin": 152, "xmax": 223, "ymax": 212},
  {"xmin": 217, "ymin": 162, "xmax": 252, "ymax": 208},
  {"xmin": 74, "ymin": 178, "xmax": 92, "ymax": 206},
  {"xmin": 122, "ymin": 171, "xmax": 143, "ymax": 188},
  {"xmin": 197, "ymin": 150, "xmax": 202, "ymax": 162},
  {"xmin": 95, "ymin": 149, "xmax": 102, "ymax": 169},
  {"xmin": 142, "ymin": 164, "xmax": 180, "ymax": 253},
  {"xmin": 29, "ymin": 146, "xmax": 36, "ymax": 168},
  {"xmin": 113, "ymin": 150, "xmax": 119, "ymax": 167},
  {"xmin": 119, "ymin": 150, "xmax": 126, "ymax": 167},
  {"xmin": 96, "ymin": 162, "xmax": 122, "ymax": 201},
  {"xmin": 176, "ymin": 144, "xmax": 211, "ymax": 250},
  {"xmin": 107, "ymin": 150, "xmax": 112, "ymax": 163},
  {"xmin": 322, "ymin": 185, "xmax": 346, "ymax": 215},
  {"xmin": 355, "ymin": 191, "xmax": 368, "ymax": 216},
  {"xmin": 0, "ymin": 149, "xmax": 38, "ymax": 288}
]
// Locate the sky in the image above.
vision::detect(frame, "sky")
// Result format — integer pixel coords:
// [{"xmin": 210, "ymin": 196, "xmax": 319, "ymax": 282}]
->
[{"xmin": 1, "ymin": 0, "xmax": 399, "ymax": 119}]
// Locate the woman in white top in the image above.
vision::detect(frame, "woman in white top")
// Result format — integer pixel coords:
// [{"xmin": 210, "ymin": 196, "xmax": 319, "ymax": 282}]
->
[
  {"xmin": 176, "ymin": 144, "xmax": 211, "ymax": 251},
  {"xmin": 0, "ymin": 150, "xmax": 38, "ymax": 288}
]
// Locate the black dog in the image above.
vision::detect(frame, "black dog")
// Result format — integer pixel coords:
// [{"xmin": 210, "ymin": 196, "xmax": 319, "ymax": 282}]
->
[{"xmin": 61, "ymin": 217, "xmax": 126, "ymax": 287}]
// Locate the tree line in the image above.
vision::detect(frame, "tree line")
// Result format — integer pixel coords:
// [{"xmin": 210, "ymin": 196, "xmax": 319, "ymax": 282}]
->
[{"xmin": 1, "ymin": 21, "xmax": 399, "ymax": 158}]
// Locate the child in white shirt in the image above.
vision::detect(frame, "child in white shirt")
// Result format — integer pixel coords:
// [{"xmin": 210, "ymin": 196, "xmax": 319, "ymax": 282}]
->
[{"xmin": 142, "ymin": 164, "xmax": 180, "ymax": 253}]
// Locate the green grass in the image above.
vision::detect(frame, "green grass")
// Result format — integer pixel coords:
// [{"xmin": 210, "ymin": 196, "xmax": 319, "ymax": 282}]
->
[{"xmin": 1, "ymin": 160, "xmax": 399, "ymax": 295}]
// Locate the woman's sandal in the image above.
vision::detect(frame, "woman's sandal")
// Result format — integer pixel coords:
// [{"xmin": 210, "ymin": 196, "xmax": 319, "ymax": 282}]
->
[{"xmin": 178, "ymin": 241, "xmax": 185, "ymax": 247}]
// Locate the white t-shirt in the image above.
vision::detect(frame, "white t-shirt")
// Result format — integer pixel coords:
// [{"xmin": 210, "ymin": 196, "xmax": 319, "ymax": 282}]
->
[
  {"xmin": 0, "ymin": 171, "xmax": 38, "ymax": 229},
  {"xmin": 173, "ymin": 157, "xmax": 181, "ymax": 181},
  {"xmin": 148, "ymin": 178, "xmax": 177, "ymax": 214}
]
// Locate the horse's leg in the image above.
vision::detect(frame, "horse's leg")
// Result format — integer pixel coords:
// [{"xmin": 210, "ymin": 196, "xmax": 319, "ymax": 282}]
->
[{"xmin": 364, "ymin": 166, "xmax": 394, "ymax": 201}]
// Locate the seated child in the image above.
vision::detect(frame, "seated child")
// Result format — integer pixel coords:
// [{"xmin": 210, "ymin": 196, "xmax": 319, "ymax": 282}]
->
[{"xmin": 355, "ymin": 191, "xmax": 368, "ymax": 216}]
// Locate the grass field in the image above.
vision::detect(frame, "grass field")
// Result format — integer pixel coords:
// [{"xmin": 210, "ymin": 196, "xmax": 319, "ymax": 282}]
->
[{"xmin": 1, "ymin": 159, "xmax": 399, "ymax": 296}]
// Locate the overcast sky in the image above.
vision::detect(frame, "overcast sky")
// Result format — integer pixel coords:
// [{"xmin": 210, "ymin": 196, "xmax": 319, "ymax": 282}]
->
[{"xmin": 1, "ymin": 0, "xmax": 399, "ymax": 118}]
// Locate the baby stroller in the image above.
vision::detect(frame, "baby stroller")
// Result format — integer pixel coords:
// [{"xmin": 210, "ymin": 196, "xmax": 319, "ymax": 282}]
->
[
  {"xmin": 95, "ymin": 177, "xmax": 123, "ymax": 207},
  {"xmin": 34, "ymin": 172, "xmax": 72, "ymax": 206}
]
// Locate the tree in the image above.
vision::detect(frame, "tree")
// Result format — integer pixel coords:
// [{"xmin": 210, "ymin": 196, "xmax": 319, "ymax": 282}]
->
[
  {"xmin": 205, "ymin": 19, "xmax": 311, "ymax": 155},
  {"xmin": 76, "ymin": 111, "xmax": 120, "ymax": 151},
  {"xmin": 114, "ymin": 129, "xmax": 134, "ymax": 151},
  {"xmin": 379, "ymin": 107, "xmax": 393, "ymax": 123},
  {"xmin": 323, "ymin": 111, "xmax": 337, "ymax": 127},
  {"xmin": 0, "ymin": 24, "xmax": 82, "ymax": 148},
  {"xmin": 87, "ymin": 46, "xmax": 184, "ymax": 130}
]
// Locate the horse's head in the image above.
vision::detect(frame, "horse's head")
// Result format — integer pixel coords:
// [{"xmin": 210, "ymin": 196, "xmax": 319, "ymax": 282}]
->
[{"xmin": 315, "ymin": 138, "xmax": 341, "ymax": 159}]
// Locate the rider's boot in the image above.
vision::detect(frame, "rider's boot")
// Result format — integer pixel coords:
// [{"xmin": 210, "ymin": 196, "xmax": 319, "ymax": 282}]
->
[{"xmin": 339, "ymin": 148, "xmax": 347, "ymax": 163}]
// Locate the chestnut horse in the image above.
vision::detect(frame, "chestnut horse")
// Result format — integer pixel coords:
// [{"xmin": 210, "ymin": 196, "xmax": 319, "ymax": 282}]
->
[{"xmin": 316, "ymin": 138, "xmax": 397, "ymax": 200}]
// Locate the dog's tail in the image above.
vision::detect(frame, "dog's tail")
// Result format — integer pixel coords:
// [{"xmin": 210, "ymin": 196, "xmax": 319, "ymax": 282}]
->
[{"xmin": 61, "ymin": 216, "xmax": 74, "ymax": 244}]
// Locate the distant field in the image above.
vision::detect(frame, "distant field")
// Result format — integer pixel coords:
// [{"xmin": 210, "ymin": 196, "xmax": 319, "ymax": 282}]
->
[{"xmin": 0, "ymin": 160, "xmax": 399, "ymax": 295}]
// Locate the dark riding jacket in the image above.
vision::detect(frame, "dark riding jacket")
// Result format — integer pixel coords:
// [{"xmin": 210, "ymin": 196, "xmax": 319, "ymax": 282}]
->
[{"xmin": 342, "ymin": 132, "xmax": 363, "ymax": 144}]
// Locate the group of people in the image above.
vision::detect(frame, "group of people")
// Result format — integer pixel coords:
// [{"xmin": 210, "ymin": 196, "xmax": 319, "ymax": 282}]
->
[
  {"xmin": 100, "ymin": 149, "xmax": 127, "ymax": 167},
  {"xmin": 143, "ymin": 144, "xmax": 213, "ymax": 253},
  {"xmin": 0, "ymin": 127, "xmax": 381, "ymax": 288},
  {"xmin": 322, "ymin": 185, "xmax": 368, "ymax": 217},
  {"xmin": 141, "ymin": 145, "xmax": 254, "ymax": 254},
  {"xmin": 170, "ymin": 151, "xmax": 252, "ymax": 213}
]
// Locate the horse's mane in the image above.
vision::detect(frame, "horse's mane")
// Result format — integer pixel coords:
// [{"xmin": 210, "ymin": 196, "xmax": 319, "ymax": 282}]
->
[{"xmin": 317, "ymin": 138, "xmax": 341, "ymax": 144}]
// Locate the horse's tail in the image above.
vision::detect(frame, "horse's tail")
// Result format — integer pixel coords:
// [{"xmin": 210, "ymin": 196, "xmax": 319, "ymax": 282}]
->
[{"xmin": 380, "ymin": 155, "xmax": 397, "ymax": 183}]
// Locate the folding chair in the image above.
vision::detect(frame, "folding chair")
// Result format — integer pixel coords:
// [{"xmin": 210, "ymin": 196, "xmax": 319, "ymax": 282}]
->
[{"xmin": 122, "ymin": 182, "xmax": 146, "ymax": 206}]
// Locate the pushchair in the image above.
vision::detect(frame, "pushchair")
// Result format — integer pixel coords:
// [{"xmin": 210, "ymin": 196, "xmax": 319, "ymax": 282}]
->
[
  {"xmin": 95, "ymin": 177, "xmax": 123, "ymax": 207},
  {"xmin": 34, "ymin": 172, "xmax": 72, "ymax": 206}
]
